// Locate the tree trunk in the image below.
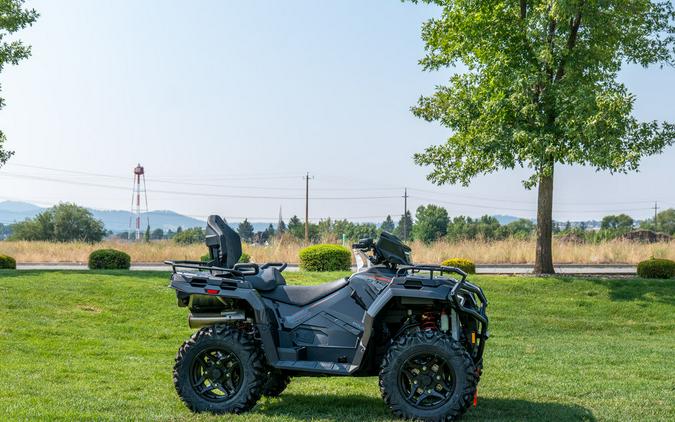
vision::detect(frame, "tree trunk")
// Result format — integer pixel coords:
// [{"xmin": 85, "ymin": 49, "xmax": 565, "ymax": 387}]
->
[{"xmin": 534, "ymin": 167, "xmax": 555, "ymax": 274}]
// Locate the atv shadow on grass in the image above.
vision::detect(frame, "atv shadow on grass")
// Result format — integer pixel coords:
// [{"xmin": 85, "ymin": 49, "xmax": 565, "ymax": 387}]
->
[{"xmin": 256, "ymin": 394, "xmax": 595, "ymax": 422}]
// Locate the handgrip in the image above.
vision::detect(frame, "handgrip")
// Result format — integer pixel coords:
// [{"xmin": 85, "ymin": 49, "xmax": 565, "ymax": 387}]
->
[{"xmin": 260, "ymin": 262, "xmax": 288, "ymax": 272}]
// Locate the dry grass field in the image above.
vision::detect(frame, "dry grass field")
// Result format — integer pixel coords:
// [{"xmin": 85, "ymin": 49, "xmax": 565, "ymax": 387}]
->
[{"xmin": 1, "ymin": 238, "xmax": 672, "ymax": 264}]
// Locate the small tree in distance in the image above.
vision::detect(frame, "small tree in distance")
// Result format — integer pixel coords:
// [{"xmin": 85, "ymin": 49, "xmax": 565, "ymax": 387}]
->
[
  {"xmin": 380, "ymin": 215, "xmax": 395, "ymax": 233},
  {"xmin": 410, "ymin": 0, "xmax": 675, "ymax": 273},
  {"xmin": 394, "ymin": 210, "xmax": 413, "ymax": 241},
  {"xmin": 413, "ymin": 205, "xmax": 449, "ymax": 243},
  {"xmin": 237, "ymin": 219, "xmax": 255, "ymax": 242}
]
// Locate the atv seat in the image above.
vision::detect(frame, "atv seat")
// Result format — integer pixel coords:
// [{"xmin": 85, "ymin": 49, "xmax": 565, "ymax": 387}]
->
[
  {"xmin": 259, "ymin": 278, "xmax": 348, "ymax": 307},
  {"xmin": 246, "ymin": 267, "xmax": 287, "ymax": 291}
]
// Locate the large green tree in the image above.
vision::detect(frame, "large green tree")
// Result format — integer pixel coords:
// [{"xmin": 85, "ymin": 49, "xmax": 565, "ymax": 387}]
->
[
  {"xmin": 0, "ymin": 1, "xmax": 38, "ymax": 167},
  {"xmin": 10, "ymin": 203, "xmax": 105, "ymax": 243},
  {"xmin": 601, "ymin": 214, "xmax": 634, "ymax": 231},
  {"xmin": 412, "ymin": 204, "xmax": 449, "ymax": 243},
  {"xmin": 410, "ymin": 0, "xmax": 675, "ymax": 273}
]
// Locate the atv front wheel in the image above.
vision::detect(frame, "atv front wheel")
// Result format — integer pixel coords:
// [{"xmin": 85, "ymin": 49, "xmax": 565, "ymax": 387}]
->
[
  {"xmin": 379, "ymin": 331, "xmax": 477, "ymax": 421},
  {"xmin": 173, "ymin": 326, "xmax": 266, "ymax": 414},
  {"xmin": 262, "ymin": 368, "xmax": 291, "ymax": 397}
]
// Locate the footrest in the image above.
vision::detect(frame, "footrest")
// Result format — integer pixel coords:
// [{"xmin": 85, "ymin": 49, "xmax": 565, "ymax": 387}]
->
[
  {"xmin": 274, "ymin": 360, "xmax": 357, "ymax": 375},
  {"xmin": 277, "ymin": 347, "xmax": 306, "ymax": 360}
]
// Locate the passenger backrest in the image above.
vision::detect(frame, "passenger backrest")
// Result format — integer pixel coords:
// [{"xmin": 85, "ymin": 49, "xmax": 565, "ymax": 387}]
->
[{"xmin": 205, "ymin": 215, "xmax": 242, "ymax": 268}]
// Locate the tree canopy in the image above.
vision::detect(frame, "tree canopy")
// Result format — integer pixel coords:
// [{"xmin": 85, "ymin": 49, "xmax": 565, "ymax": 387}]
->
[
  {"xmin": 380, "ymin": 215, "xmax": 396, "ymax": 233},
  {"xmin": 0, "ymin": 1, "xmax": 38, "ymax": 167},
  {"xmin": 413, "ymin": 204, "xmax": 449, "ymax": 243},
  {"xmin": 237, "ymin": 219, "xmax": 255, "ymax": 242},
  {"xmin": 412, "ymin": 0, "xmax": 675, "ymax": 185},
  {"xmin": 10, "ymin": 203, "xmax": 105, "ymax": 243},
  {"xmin": 394, "ymin": 210, "xmax": 414, "ymax": 240},
  {"xmin": 601, "ymin": 214, "xmax": 634, "ymax": 231},
  {"xmin": 641, "ymin": 208, "xmax": 675, "ymax": 235},
  {"xmin": 172, "ymin": 227, "xmax": 204, "ymax": 245},
  {"xmin": 410, "ymin": 0, "xmax": 675, "ymax": 272}
]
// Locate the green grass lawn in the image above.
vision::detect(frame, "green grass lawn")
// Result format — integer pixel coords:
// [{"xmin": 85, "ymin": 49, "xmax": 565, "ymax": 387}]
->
[{"xmin": 0, "ymin": 270, "xmax": 673, "ymax": 421}]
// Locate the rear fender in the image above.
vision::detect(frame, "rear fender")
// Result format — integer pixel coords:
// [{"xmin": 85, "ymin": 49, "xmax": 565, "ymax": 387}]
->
[{"xmin": 170, "ymin": 272, "xmax": 279, "ymax": 363}]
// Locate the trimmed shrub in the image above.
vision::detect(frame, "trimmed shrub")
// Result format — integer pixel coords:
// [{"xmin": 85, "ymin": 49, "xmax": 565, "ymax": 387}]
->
[
  {"xmin": 299, "ymin": 244, "xmax": 351, "ymax": 272},
  {"xmin": 200, "ymin": 252, "xmax": 251, "ymax": 264},
  {"xmin": 441, "ymin": 258, "xmax": 476, "ymax": 275},
  {"xmin": 0, "ymin": 254, "xmax": 17, "ymax": 269},
  {"xmin": 88, "ymin": 249, "xmax": 131, "ymax": 270},
  {"xmin": 636, "ymin": 258, "xmax": 675, "ymax": 279}
]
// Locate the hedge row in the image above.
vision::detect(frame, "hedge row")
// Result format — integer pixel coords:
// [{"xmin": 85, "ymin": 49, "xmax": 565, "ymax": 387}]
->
[
  {"xmin": 0, "ymin": 254, "xmax": 16, "ymax": 269},
  {"xmin": 88, "ymin": 249, "xmax": 131, "ymax": 270},
  {"xmin": 441, "ymin": 258, "xmax": 476, "ymax": 274},
  {"xmin": 637, "ymin": 258, "xmax": 675, "ymax": 279},
  {"xmin": 299, "ymin": 244, "xmax": 351, "ymax": 272}
]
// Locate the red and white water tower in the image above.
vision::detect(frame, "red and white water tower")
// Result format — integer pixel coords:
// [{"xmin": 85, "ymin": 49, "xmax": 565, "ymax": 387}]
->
[{"xmin": 129, "ymin": 163, "xmax": 149, "ymax": 241}]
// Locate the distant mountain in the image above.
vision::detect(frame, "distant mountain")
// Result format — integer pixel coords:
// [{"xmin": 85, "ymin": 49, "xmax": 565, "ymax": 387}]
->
[
  {"xmin": 0, "ymin": 201, "xmax": 533, "ymax": 233},
  {"xmin": 0, "ymin": 201, "xmax": 43, "ymax": 213},
  {"xmin": 0, "ymin": 201, "xmax": 46, "ymax": 224},
  {"xmin": 0, "ymin": 201, "xmax": 205, "ymax": 232},
  {"xmin": 89, "ymin": 209, "xmax": 205, "ymax": 232}
]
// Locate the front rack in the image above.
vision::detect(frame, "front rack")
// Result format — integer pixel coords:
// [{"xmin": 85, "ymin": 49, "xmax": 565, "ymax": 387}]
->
[
  {"xmin": 396, "ymin": 264, "xmax": 468, "ymax": 281},
  {"xmin": 396, "ymin": 264, "xmax": 489, "ymax": 360}
]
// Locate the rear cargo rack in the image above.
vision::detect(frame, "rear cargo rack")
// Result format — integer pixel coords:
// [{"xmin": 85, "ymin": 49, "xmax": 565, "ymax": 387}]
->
[{"xmin": 164, "ymin": 260, "xmax": 255, "ymax": 278}]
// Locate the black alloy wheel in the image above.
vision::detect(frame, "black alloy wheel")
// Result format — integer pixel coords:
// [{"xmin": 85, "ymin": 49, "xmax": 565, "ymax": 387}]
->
[
  {"xmin": 398, "ymin": 352, "xmax": 456, "ymax": 409},
  {"xmin": 190, "ymin": 348, "xmax": 243, "ymax": 401}
]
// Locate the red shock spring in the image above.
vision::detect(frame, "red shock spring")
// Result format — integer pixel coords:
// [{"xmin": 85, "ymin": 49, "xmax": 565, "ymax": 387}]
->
[{"xmin": 420, "ymin": 312, "xmax": 437, "ymax": 331}]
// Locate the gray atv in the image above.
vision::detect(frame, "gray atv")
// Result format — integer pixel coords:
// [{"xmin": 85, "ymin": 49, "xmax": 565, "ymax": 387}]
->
[{"xmin": 167, "ymin": 215, "xmax": 488, "ymax": 421}]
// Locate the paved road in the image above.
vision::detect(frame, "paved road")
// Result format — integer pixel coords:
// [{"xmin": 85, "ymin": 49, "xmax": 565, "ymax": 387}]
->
[{"xmin": 14, "ymin": 263, "xmax": 637, "ymax": 275}]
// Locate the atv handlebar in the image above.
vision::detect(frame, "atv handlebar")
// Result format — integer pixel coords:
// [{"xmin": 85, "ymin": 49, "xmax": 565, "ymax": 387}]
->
[{"xmin": 260, "ymin": 262, "xmax": 288, "ymax": 272}]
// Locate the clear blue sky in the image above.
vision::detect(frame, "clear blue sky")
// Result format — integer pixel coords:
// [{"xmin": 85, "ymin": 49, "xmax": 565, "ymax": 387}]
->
[{"xmin": 0, "ymin": 0, "xmax": 673, "ymax": 223}]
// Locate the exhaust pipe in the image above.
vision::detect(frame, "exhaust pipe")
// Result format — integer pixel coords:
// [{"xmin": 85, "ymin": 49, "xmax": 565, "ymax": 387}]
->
[{"xmin": 188, "ymin": 311, "xmax": 245, "ymax": 329}]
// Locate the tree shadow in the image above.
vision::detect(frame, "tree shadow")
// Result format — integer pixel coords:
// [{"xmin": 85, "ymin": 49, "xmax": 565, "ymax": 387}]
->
[
  {"xmin": 465, "ymin": 397, "xmax": 596, "ymax": 421},
  {"xmin": 255, "ymin": 393, "xmax": 595, "ymax": 422},
  {"xmin": 589, "ymin": 277, "xmax": 675, "ymax": 305}
]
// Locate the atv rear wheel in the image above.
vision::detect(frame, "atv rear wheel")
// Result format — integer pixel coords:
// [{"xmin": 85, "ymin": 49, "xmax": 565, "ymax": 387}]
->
[
  {"xmin": 173, "ymin": 326, "xmax": 266, "ymax": 414},
  {"xmin": 262, "ymin": 368, "xmax": 291, "ymax": 397},
  {"xmin": 379, "ymin": 331, "xmax": 477, "ymax": 421}
]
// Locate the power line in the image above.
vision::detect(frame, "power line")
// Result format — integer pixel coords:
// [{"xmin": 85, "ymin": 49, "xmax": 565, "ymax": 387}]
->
[
  {"xmin": 6, "ymin": 163, "xmax": 302, "ymax": 182},
  {"xmin": 7, "ymin": 163, "xmax": 673, "ymax": 205},
  {"xmin": 0, "ymin": 172, "xmax": 401, "ymax": 201}
]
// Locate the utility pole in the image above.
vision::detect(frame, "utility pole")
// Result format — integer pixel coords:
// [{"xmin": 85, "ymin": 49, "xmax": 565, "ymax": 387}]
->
[
  {"xmin": 654, "ymin": 201, "xmax": 659, "ymax": 231},
  {"xmin": 304, "ymin": 172, "xmax": 313, "ymax": 243},
  {"xmin": 402, "ymin": 187, "xmax": 409, "ymax": 241}
]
